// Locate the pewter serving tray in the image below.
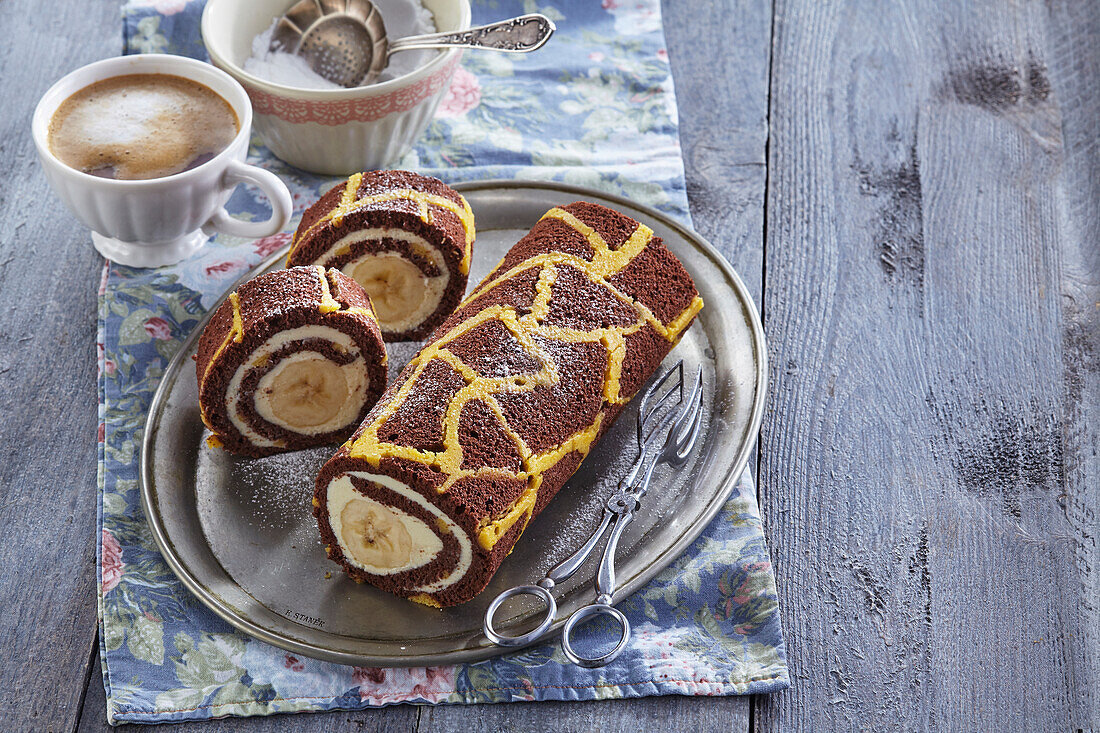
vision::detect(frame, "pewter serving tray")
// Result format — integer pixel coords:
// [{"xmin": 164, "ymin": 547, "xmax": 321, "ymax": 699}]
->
[{"xmin": 140, "ymin": 180, "xmax": 766, "ymax": 667}]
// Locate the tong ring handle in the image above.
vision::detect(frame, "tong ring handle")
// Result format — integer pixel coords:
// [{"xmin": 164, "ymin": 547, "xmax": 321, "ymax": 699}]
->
[
  {"xmin": 560, "ymin": 601, "xmax": 631, "ymax": 668},
  {"xmin": 482, "ymin": 584, "xmax": 557, "ymax": 647}
]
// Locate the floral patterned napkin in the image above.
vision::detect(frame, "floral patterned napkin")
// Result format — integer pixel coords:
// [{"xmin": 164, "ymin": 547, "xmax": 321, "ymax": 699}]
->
[{"xmin": 97, "ymin": 0, "xmax": 789, "ymax": 723}]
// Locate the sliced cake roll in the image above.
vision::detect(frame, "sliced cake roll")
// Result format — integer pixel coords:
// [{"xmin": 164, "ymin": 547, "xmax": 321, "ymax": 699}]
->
[
  {"xmin": 286, "ymin": 170, "xmax": 474, "ymax": 342},
  {"xmin": 314, "ymin": 201, "xmax": 704, "ymax": 607},
  {"xmin": 196, "ymin": 265, "xmax": 388, "ymax": 457}
]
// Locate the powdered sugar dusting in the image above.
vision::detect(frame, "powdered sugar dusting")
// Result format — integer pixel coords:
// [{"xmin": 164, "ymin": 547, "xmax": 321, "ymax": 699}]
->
[
  {"xmin": 197, "ymin": 442, "xmax": 332, "ymax": 553},
  {"xmin": 244, "ymin": 25, "xmax": 342, "ymax": 91},
  {"xmin": 243, "ymin": 0, "xmax": 437, "ymax": 90},
  {"xmin": 385, "ymin": 339, "xmax": 425, "ymax": 373}
]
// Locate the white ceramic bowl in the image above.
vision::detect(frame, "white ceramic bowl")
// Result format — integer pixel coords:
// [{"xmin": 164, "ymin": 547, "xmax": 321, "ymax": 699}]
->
[{"xmin": 202, "ymin": 0, "xmax": 471, "ymax": 175}]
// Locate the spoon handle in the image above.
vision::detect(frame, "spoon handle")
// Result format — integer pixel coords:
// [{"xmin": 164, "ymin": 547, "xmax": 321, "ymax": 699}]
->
[{"xmin": 387, "ymin": 13, "xmax": 555, "ymax": 56}]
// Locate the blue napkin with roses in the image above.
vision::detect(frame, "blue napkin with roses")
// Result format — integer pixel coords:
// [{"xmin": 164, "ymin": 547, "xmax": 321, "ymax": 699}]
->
[{"xmin": 97, "ymin": 0, "xmax": 789, "ymax": 723}]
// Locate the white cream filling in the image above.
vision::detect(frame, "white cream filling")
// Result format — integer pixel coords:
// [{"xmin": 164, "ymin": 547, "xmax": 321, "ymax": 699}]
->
[
  {"xmin": 316, "ymin": 228, "xmax": 450, "ymax": 333},
  {"xmin": 327, "ymin": 471, "xmax": 473, "ymax": 591},
  {"xmin": 226, "ymin": 325, "xmax": 361, "ymax": 448},
  {"xmin": 253, "ymin": 350, "xmax": 369, "ymax": 436}
]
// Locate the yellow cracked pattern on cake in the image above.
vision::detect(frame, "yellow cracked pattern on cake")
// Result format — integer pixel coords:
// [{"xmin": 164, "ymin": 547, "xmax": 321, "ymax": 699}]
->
[
  {"xmin": 342, "ymin": 207, "xmax": 704, "ymax": 552},
  {"xmin": 290, "ymin": 173, "xmax": 476, "ymax": 275},
  {"xmin": 198, "ymin": 267, "xmax": 385, "ymax": 429}
]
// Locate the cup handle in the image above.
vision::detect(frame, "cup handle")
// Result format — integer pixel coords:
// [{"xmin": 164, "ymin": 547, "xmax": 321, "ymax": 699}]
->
[{"xmin": 203, "ymin": 159, "xmax": 292, "ymax": 240}]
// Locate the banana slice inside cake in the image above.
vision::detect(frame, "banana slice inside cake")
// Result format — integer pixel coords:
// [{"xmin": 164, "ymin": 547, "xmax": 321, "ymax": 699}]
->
[
  {"xmin": 196, "ymin": 266, "xmax": 387, "ymax": 457},
  {"xmin": 345, "ymin": 251, "xmax": 448, "ymax": 334},
  {"xmin": 341, "ymin": 500, "xmax": 414, "ymax": 570},
  {"xmin": 258, "ymin": 352, "xmax": 360, "ymax": 430},
  {"xmin": 286, "ymin": 170, "xmax": 474, "ymax": 341}
]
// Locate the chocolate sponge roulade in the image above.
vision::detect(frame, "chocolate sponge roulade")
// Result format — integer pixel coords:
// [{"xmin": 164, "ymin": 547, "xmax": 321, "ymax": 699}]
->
[
  {"xmin": 286, "ymin": 170, "xmax": 474, "ymax": 341},
  {"xmin": 314, "ymin": 202, "xmax": 704, "ymax": 607},
  {"xmin": 196, "ymin": 266, "xmax": 387, "ymax": 457}
]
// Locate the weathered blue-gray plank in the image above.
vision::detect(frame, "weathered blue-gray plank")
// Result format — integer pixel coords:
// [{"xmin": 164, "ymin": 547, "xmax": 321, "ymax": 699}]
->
[
  {"xmin": 418, "ymin": 694, "xmax": 745, "ymax": 733},
  {"xmin": 0, "ymin": 0, "xmax": 120, "ymax": 728},
  {"xmin": 668, "ymin": 0, "xmax": 771, "ymax": 301},
  {"xmin": 1044, "ymin": 0, "xmax": 1100, "ymax": 725},
  {"xmin": 755, "ymin": 0, "xmax": 1097, "ymax": 730}
]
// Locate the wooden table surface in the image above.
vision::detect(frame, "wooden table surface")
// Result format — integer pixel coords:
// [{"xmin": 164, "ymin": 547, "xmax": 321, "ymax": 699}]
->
[{"xmin": 2, "ymin": 0, "xmax": 1096, "ymax": 730}]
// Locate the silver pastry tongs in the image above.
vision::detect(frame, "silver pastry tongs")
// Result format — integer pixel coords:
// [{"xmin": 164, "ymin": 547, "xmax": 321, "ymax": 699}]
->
[{"xmin": 483, "ymin": 361, "xmax": 704, "ymax": 667}]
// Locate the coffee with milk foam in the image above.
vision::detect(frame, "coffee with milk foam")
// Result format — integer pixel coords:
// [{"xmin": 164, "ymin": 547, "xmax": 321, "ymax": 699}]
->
[{"xmin": 47, "ymin": 73, "xmax": 239, "ymax": 180}]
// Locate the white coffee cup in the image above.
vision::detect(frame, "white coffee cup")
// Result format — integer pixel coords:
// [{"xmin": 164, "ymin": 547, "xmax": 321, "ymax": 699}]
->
[{"xmin": 32, "ymin": 54, "xmax": 293, "ymax": 268}]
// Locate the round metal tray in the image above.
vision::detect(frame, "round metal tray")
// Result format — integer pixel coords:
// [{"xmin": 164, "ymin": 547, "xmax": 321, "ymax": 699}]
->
[{"xmin": 140, "ymin": 180, "xmax": 766, "ymax": 667}]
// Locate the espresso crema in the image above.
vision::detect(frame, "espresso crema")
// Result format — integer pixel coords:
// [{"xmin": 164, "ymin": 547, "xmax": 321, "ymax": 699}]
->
[{"xmin": 47, "ymin": 73, "xmax": 239, "ymax": 180}]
